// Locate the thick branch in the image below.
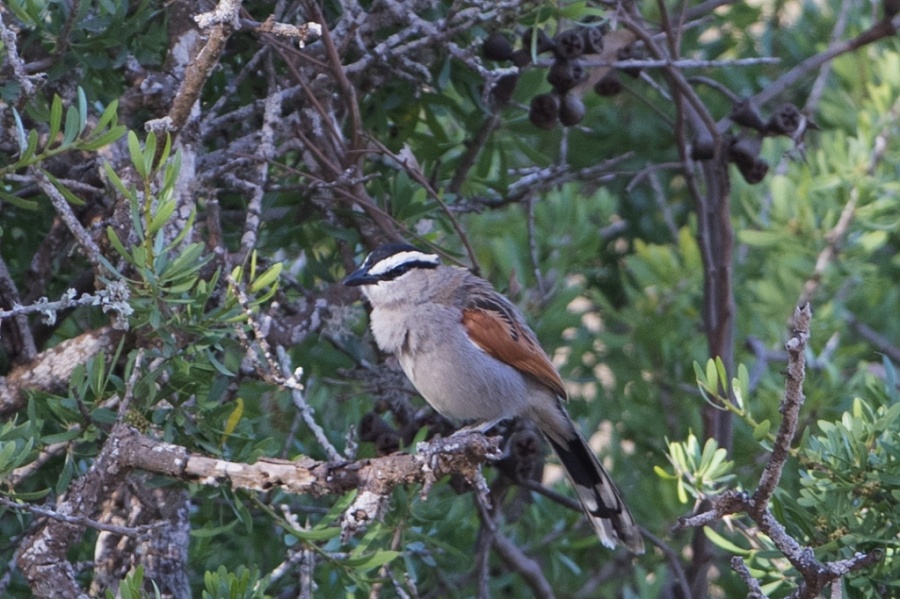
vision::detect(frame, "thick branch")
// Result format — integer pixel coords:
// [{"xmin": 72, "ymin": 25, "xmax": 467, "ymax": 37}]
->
[{"xmin": 0, "ymin": 326, "xmax": 125, "ymax": 415}]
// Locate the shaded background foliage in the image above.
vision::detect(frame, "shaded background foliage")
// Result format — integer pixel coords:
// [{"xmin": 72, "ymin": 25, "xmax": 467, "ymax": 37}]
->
[{"xmin": 1, "ymin": 0, "xmax": 899, "ymax": 598}]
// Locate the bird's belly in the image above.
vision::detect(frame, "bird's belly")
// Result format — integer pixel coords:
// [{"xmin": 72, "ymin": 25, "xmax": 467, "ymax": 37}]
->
[{"xmin": 398, "ymin": 346, "xmax": 530, "ymax": 423}]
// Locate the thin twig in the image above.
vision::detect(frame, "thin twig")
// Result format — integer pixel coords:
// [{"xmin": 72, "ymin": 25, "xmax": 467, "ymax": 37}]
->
[
  {"xmin": 276, "ymin": 346, "xmax": 343, "ymax": 461},
  {"xmin": 731, "ymin": 556, "xmax": 768, "ymax": 599},
  {"xmin": 0, "ymin": 11, "xmax": 42, "ymax": 98},
  {"xmin": 804, "ymin": 0, "xmax": 851, "ymax": 113},
  {"xmin": 0, "ymin": 496, "xmax": 159, "ymax": 537},
  {"xmin": 33, "ymin": 169, "xmax": 104, "ymax": 271},
  {"xmin": 753, "ymin": 304, "xmax": 810, "ymax": 507},
  {"xmin": 754, "ymin": 16, "xmax": 899, "ymax": 108}
]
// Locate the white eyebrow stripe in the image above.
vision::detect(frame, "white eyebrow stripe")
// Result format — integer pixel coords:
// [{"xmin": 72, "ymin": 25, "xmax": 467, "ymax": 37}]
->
[{"xmin": 368, "ymin": 251, "xmax": 439, "ymax": 276}]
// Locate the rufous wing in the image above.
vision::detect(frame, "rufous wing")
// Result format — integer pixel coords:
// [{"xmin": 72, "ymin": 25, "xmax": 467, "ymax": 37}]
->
[{"xmin": 461, "ymin": 306, "xmax": 567, "ymax": 399}]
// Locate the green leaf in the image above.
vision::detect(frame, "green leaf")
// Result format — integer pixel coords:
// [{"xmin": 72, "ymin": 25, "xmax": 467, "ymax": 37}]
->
[
  {"xmin": 95, "ymin": 99, "xmax": 120, "ymax": 131},
  {"xmin": 41, "ymin": 428, "xmax": 84, "ymax": 444},
  {"xmin": 24, "ymin": 130, "xmax": 39, "ymax": 163},
  {"xmin": 285, "ymin": 525, "xmax": 342, "ymax": 542},
  {"xmin": 12, "ymin": 108, "xmax": 27, "ymax": 153},
  {"xmin": 715, "ymin": 357, "xmax": 727, "ymax": 389},
  {"xmin": 207, "ymin": 350, "xmax": 236, "ymax": 377},
  {"xmin": 41, "ymin": 170, "xmax": 86, "ymax": 205},
  {"xmin": 343, "ymin": 550, "xmax": 401, "ymax": 572},
  {"xmin": 703, "ymin": 526, "xmax": 750, "ymax": 555},
  {"xmin": 48, "ymin": 95, "xmax": 63, "ymax": 146},
  {"xmin": 653, "ymin": 465, "xmax": 677, "ymax": 480},
  {"xmin": 676, "ymin": 477, "xmax": 688, "ymax": 504},
  {"xmin": 147, "ymin": 199, "xmax": 176, "ymax": 235},
  {"xmin": 249, "ymin": 263, "xmax": 283, "ymax": 294},
  {"xmin": 753, "ymin": 419, "xmax": 771, "ymax": 441},
  {"xmin": 190, "ymin": 520, "xmax": 239, "ymax": 537},
  {"xmin": 55, "ymin": 452, "xmax": 75, "ymax": 496},
  {"xmin": 128, "ymin": 131, "xmax": 147, "ymax": 178},
  {"xmin": 63, "ymin": 105, "xmax": 81, "ymax": 146},
  {"xmin": 0, "ymin": 189, "xmax": 39, "ymax": 210},
  {"xmin": 80, "ymin": 125, "xmax": 127, "ymax": 151},
  {"xmin": 103, "ymin": 161, "xmax": 134, "ymax": 200},
  {"xmin": 143, "ymin": 131, "xmax": 157, "ymax": 176},
  {"xmin": 106, "ymin": 226, "xmax": 134, "ymax": 264},
  {"xmin": 157, "ymin": 132, "xmax": 172, "ymax": 170},
  {"xmin": 220, "ymin": 398, "xmax": 244, "ymax": 444},
  {"xmin": 77, "ymin": 87, "xmax": 88, "ymax": 134},
  {"xmin": 706, "ymin": 359, "xmax": 717, "ymax": 391}
]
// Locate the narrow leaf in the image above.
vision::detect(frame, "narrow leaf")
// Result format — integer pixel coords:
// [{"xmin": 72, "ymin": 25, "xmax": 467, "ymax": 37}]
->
[
  {"xmin": 143, "ymin": 132, "xmax": 157, "ymax": 176},
  {"xmin": 80, "ymin": 125, "xmax": 127, "ymax": 151},
  {"xmin": 703, "ymin": 526, "xmax": 750, "ymax": 555},
  {"xmin": 147, "ymin": 199, "xmax": 176, "ymax": 235},
  {"xmin": 63, "ymin": 105, "xmax": 81, "ymax": 146},
  {"xmin": 0, "ymin": 189, "xmax": 39, "ymax": 210},
  {"xmin": 48, "ymin": 95, "xmax": 63, "ymax": 146},
  {"xmin": 249, "ymin": 263, "xmax": 283, "ymax": 293},
  {"xmin": 96, "ymin": 99, "xmax": 119, "ymax": 131},
  {"xmin": 127, "ymin": 131, "xmax": 147, "ymax": 178},
  {"xmin": 77, "ymin": 87, "xmax": 88, "ymax": 134},
  {"xmin": 12, "ymin": 108, "xmax": 27, "ymax": 152},
  {"xmin": 41, "ymin": 170, "xmax": 85, "ymax": 205},
  {"xmin": 221, "ymin": 398, "xmax": 244, "ymax": 444}
]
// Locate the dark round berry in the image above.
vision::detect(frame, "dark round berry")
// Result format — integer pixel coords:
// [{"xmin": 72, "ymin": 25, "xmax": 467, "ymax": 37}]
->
[
  {"xmin": 529, "ymin": 93, "xmax": 560, "ymax": 130},
  {"xmin": 617, "ymin": 44, "xmax": 644, "ymax": 78},
  {"xmin": 547, "ymin": 58, "xmax": 585, "ymax": 93},
  {"xmin": 510, "ymin": 48, "xmax": 532, "ymax": 68},
  {"xmin": 737, "ymin": 157, "xmax": 769, "ymax": 184},
  {"xmin": 593, "ymin": 70, "xmax": 622, "ymax": 96},
  {"xmin": 522, "ymin": 27, "xmax": 554, "ymax": 54},
  {"xmin": 766, "ymin": 103, "xmax": 801, "ymax": 136},
  {"xmin": 553, "ymin": 29, "xmax": 585, "ymax": 59},
  {"xmin": 559, "ymin": 95, "xmax": 586, "ymax": 127},
  {"xmin": 581, "ymin": 27, "xmax": 604, "ymax": 54},
  {"xmin": 491, "ymin": 73, "xmax": 519, "ymax": 105},
  {"xmin": 482, "ymin": 32, "xmax": 514, "ymax": 61},
  {"xmin": 727, "ymin": 135, "xmax": 762, "ymax": 169}
]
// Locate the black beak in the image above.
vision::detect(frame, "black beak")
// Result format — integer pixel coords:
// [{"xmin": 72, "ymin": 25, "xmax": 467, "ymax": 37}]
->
[{"xmin": 343, "ymin": 267, "xmax": 376, "ymax": 287}]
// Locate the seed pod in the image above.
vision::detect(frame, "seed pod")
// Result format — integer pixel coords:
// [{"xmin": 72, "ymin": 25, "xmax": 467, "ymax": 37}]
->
[
  {"xmin": 617, "ymin": 44, "xmax": 644, "ymax": 78},
  {"xmin": 510, "ymin": 48, "xmax": 532, "ymax": 68},
  {"xmin": 482, "ymin": 32, "xmax": 514, "ymax": 61},
  {"xmin": 581, "ymin": 27, "xmax": 604, "ymax": 54},
  {"xmin": 727, "ymin": 134, "xmax": 762, "ymax": 169},
  {"xmin": 736, "ymin": 157, "xmax": 769, "ymax": 184},
  {"xmin": 529, "ymin": 93, "xmax": 560, "ymax": 130},
  {"xmin": 730, "ymin": 99, "xmax": 767, "ymax": 131},
  {"xmin": 553, "ymin": 29, "xmax": 585, "ymax": 59},
  {"xmin": 690, "ymin": 131, "xmax": 715, "ymax": 160},
  {"xmin": 766, "ymin": 103, "xmax": 801, "ymax": 136},
  {"xmin": 594, "ymin": 70, "xmax": 622, "ymax": 96},
  {"xmin": 491, "ymin": 73, "xmax": 519, "ymax": 105},
  {"xmin": 547, "ymin": 58, "xmax": 585, "ymax": 93},
  {"xmin": 559, "ymin": 94, "xmax": 586, "ymax": 126},
  {"xmin": 522, "ymin": 27, "xmax": 555, "ymax": 54}
]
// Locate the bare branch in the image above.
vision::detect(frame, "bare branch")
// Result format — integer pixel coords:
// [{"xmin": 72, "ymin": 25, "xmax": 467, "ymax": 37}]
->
[
  {"xmin": 0, "ymin": 496, "xmax": 160, "ymax": 538},
  {"xmin": 0, "ymin": 10, "xmax": 43, "ymax": 98}
]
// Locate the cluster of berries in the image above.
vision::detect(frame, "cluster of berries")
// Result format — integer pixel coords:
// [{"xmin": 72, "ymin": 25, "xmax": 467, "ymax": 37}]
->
[
  {"xmin": 693, "ymin": 101, "xmax": 808, "ymax": 184},
  {"xmin": 483, "ymin": 26, "xmax": 636, "ymax": 129}
]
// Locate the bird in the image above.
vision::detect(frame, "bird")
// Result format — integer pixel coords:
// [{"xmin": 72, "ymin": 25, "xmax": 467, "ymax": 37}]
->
[{"xmin": 344, "ymin": 242, "xmax": 644, "ymax": 553}]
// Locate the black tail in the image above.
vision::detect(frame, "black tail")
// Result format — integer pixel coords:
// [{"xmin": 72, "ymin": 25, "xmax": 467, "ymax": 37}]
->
[{"xmin": 546, "ymin": 433, "xmax": 644, "ymax": 553}]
